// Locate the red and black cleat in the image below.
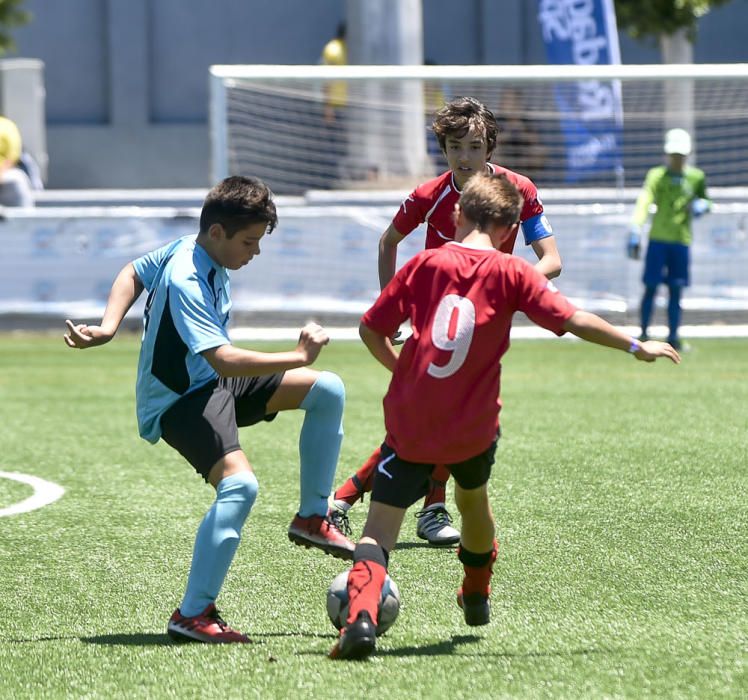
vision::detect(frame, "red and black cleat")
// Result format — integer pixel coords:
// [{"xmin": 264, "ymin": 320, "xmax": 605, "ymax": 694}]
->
[
  {"xmin": 329, "ymin": 610, "xmax": 377, "ymax": 660},
  {"xmin": 457, "ymin": 589, "xmax": 491, "ymax": 626},
  {"xmin": 167, "ymin": 603, "xmax": 250, "ymax": 644},
  {"xmin": 288, "ymin": 511, "xmax": 355, "ymax": 560}
]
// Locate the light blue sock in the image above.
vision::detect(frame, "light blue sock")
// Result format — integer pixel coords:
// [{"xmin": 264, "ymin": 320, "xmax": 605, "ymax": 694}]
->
[
  {"xmin": 180, "ymin": 471, "xmax": 258, "ymax": 617},
  {"xmin": 298, "ymin": 371, "xmax": 345, "ymax": 518}
]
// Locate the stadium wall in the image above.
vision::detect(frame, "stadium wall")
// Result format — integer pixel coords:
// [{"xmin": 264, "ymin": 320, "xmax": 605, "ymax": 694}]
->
[
  {"xmin": 2, "ymin": 189, "xmax": 746, "ymax": 330},
  {"xmin": 7, "ymin": 0, "xmax": 748, "ymax": 188}
]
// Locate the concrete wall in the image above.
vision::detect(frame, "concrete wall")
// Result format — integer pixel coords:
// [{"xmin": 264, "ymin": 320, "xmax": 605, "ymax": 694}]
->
[{"xmin": 8, "ymin": 0, "xmax": 748, "ymax": 188}]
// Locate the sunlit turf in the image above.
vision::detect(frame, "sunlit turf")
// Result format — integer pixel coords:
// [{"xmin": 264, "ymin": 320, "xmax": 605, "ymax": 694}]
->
[{"xmin": 0, "ymin": 334, "xmax": 746, "ymax": 698}]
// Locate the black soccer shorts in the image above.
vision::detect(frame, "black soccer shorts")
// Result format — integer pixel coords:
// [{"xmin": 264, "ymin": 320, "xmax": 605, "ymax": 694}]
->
[
  {"xmin": 160, "ymin": 372, "xmax": 284, "ymax": 481},
  {"xmin": 370, "ymin": 436, "xmax": 499, "ymax": 509}
]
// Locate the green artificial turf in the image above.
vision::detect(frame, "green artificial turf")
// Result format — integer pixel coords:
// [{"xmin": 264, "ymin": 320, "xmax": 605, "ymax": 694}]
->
[{"xmin": 0, "ymin": 334, "xmax": 745, "ymax": 698}]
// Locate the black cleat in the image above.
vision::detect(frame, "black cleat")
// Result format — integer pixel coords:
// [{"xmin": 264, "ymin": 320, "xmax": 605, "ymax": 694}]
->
[
  {"xmin": 457, "ymin": 590, "xmax": 490, "ymax": 626},
  {"xmin": 329, "ymin": 611, "xmax": 377, "ymax": 660}
]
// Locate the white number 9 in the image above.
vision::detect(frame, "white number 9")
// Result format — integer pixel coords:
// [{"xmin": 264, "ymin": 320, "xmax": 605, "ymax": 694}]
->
[{"xmin": 427, "ymin": 294, "xmax": 476, "ymax": 378}]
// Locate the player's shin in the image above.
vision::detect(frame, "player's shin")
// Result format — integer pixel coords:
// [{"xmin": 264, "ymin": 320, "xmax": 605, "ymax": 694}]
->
[
  {"xmin": 298, "ymin": 371, "xmax": 345, "ymax": 517},
  {"xmin": 423, "ymin": 463, "xmax": 450, "ymax": 507},
  {"xmin": 180, "ymin": 471, "xmax": 258, "ymax": 617},
  {"xmin": 346, "ymin": 542, "xmax": 389, "ymax": 626}
]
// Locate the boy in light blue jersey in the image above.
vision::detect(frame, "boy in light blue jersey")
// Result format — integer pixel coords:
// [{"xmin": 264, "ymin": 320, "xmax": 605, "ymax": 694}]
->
[{"xmin": 64, "ymin": 176, "xmax": 354, "ymax": 643}]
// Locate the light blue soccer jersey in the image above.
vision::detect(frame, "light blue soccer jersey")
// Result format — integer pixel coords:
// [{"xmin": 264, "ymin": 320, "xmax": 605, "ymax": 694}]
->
[{"xmin": 132, "ymin": 235, "xmax": 232, "ymax": 443}]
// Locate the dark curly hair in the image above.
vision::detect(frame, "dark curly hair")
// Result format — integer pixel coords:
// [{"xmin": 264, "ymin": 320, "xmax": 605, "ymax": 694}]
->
[{"xmin": 432, "ymin": 97, "xmax": 499, "ymax": 157}]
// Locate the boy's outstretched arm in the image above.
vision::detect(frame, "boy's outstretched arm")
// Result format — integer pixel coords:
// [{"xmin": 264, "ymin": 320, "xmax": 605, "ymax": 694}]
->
[
  {"xmin": 64, "ymin": 263, "xmax": 144, "ymax": 349},
  {"xmin": 203, "ymin": 322, "xmax": 330, "ymax": 377},
  {"xmin": 359, "ymin": 322, "xmax": 398, "ymax": 372},
  {"xmin": 563, "ymin": 310, "xmax": 681, "ymax": 364}
]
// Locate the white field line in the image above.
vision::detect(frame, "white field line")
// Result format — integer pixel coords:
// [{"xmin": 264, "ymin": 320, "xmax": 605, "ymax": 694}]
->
[{"xmin": 0, "ymin": 471, "xmax": 65, "ymax": 517}]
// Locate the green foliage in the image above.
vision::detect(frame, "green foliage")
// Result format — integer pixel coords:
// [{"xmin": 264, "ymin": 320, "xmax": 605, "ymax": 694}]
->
[
  {"xmin": 614, "ymin": 0, "xmax": 733, "ymax": 41},
  {"xmin": 0, "ymin": 335, "xmax": 746, "ymax": 698},
  {"xmin": 0, "ymin": 0, "xmax": 30, "ymax": 55}
]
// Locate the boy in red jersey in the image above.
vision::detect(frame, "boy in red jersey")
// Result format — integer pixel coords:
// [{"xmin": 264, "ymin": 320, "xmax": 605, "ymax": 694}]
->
[
  {"xmin": 331, "ymin": 96, "xmax": 562, "ymax": 545},
  {"xmin": 329, "ymin": 172, "xmax": 680, "ymax": 660}
]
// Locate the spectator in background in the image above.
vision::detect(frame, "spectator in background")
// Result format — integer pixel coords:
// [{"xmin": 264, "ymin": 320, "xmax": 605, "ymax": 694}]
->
[
  {"xmin": 495, "ymin": 88, "xmax": 548, "ymax": 183},
  {"xmin": 320, "ymin": 22, "xmax": 347, "ymax": 125},
  {"xmin": 318, "ymin": 22, "xmax": 348, "ymax": 187},
  {"xmin": 0, "ymin": 115, "xmax": 34, "ymax": 207},
  {"xmin": 627, "ymin": 128, "xmax": 711, "ymax": 352}
]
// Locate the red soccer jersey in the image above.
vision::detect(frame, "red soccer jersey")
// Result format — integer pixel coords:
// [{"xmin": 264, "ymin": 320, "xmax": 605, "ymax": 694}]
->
[
  {"xmin": 390, "ymin": 163, "xmax": 546, "ymax": 253},
  {"xmin": 361, "ymin": 243, "xmax": 577, "ymax": 464}
]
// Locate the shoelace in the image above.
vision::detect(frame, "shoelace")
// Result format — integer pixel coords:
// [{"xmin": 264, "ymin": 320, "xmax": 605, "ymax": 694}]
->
[
  {"xmin": 414, "ymin": 507, "xmax": 453, "ymax": 524},
  {"xmin": 327, "ymin": 510, "xmax": 352, "ymax": 537},
  {"xmin": 208, "ymin": 608, "xmax": 231, "ymax": 631}
]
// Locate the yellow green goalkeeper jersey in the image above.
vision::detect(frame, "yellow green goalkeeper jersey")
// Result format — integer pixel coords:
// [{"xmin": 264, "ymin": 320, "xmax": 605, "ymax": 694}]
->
[{"xmin": 632, "ymin": 165, "xmax": 709, "ymax": 246}]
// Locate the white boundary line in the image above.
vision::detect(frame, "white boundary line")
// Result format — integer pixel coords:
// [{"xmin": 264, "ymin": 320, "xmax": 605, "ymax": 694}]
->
[
  {"xmin": 0, "ymin": 471, "xmax": 65, "ymax": 517},
  {"xmin": 230, "ymin": 324, "xmax": 748, "ymax": 343}
]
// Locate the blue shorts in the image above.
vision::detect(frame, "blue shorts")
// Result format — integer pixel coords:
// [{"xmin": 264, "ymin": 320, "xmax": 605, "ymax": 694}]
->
[{"xmin": 643, "ymin": 240, "xmax": 690, "ymax": 287}]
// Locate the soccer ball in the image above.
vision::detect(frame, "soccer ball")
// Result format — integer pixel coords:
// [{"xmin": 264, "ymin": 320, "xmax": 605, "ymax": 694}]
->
[{"xmin": 326, "ymin": 569, "xmax": 401, "ymax": 635}]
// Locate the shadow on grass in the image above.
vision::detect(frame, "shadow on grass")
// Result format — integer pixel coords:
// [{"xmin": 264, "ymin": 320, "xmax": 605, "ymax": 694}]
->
[
  {"xmin": 298, "ymin": 634, "xmax": 616, "ymax": 660},
  {"xmin": 80, "ymin": 633, "xmax": 174, "ymax": 646},
  {"xmin": 377, "ymin": 634, "xmax": 482, "ymax": 657},
  {"xmin": 295, "ymin": 634, "xmax": 483, "ymax": 659},
  {"xmin": 79, "ymin": 630, "xmax": 332, "ymax": 646},
  {"xmin": 3, "ymin": 636, "xmax": 80, "ymax": 643},
  {"xmin": 381, "ymin": 640, "xmax": 616, "ymax": 659},
  {"xmin": 393, "ymin": 541, "xmax": 457, "ymax": 551},
  {"xmin": 8, "ymin": 633, "xmax": 614, "ymax": 661}
]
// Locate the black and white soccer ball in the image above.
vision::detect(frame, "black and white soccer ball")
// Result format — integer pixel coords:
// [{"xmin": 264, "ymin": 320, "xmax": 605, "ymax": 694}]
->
[{"xmin": 326, "ymin": 569, "xmax": 401, "ymax": 635}]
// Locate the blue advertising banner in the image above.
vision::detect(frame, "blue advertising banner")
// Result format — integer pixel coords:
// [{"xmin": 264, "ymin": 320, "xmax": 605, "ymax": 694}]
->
[{"xmin": 537, "ymin": 0, "xmax": 623, "ymax": 183}]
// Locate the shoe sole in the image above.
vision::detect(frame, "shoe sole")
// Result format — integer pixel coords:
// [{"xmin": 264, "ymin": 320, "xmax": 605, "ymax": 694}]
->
[
  {"xmin": 288, "ymin": 531, "xmax": 354, "ymax": 560},
  {"xmin": 416, "ymin": 532, "xmax": 460, "ymax": 546},
  {"xmin": 166, "ymin": 626, "xmax": 249, "ymax": 644},
  {"xmin": 463, "ymin": 603, "xmax": 490, "ymax": 626}
]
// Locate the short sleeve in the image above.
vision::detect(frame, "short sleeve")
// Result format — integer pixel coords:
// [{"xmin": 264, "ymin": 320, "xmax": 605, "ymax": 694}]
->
[
  {"xmin": 513, "ymin": 260, "xmax": 576, "ymax": 335},
  {"xmin": 169, "ymin": 273, "xmax": 230, "ymax": 356},
  {"xmin": 391, "ymin": 187, "xmax": 430, "ymax": 237},
  {"xmin": 361, "ymin": 261, "xmax": 414, "ymax": 337},
  {"xmin": 133, "ymin": 239, "xmax": 182, "ymax": 290},
  {"xmin": 518, "ymin": 178, "xmax": 544, "ymax": 223}
]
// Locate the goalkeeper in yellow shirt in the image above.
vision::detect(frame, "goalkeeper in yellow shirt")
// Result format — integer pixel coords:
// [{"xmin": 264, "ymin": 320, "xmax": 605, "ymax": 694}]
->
[{"xmin": 627, "ymin": 128, "xmax": 711, "ymax": 351}]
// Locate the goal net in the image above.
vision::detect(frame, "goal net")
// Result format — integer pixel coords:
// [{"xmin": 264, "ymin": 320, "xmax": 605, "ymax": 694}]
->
[
  {"xmin": 210, "ymin": 63, "xmax": 748, "ymax": 192},
  {"xmin": 208, "ymin": 64, "xmax": 748, "ymax": 328}
]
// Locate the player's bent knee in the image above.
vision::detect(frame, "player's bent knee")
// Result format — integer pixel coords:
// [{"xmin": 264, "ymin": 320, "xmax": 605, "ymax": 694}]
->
[
  {"xmin": 454, "ymin": 483, "xmax": 489, "ymax": 512},
  {"xmin": 219, "ymin": 470, "xmax": 259, "ymax": 523},
  {"xmin": 302, "ymin": 370, "xmax": 345, "ymax": 413}
]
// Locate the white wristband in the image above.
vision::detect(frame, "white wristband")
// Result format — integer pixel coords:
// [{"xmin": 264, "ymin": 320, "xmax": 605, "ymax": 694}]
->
[{"xmin": 627, "ymin": 339, "xmax": 641, "ymax": 354}]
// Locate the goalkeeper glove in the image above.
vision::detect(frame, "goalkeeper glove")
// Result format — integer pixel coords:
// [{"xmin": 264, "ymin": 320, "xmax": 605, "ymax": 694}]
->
[
  {"xmin": 626, "ymin": 228, "xmax": 641, "ymax": 260},
  {"xmin": 690, "ymin": 198, "xmax": 710, "ymax": 218}
]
